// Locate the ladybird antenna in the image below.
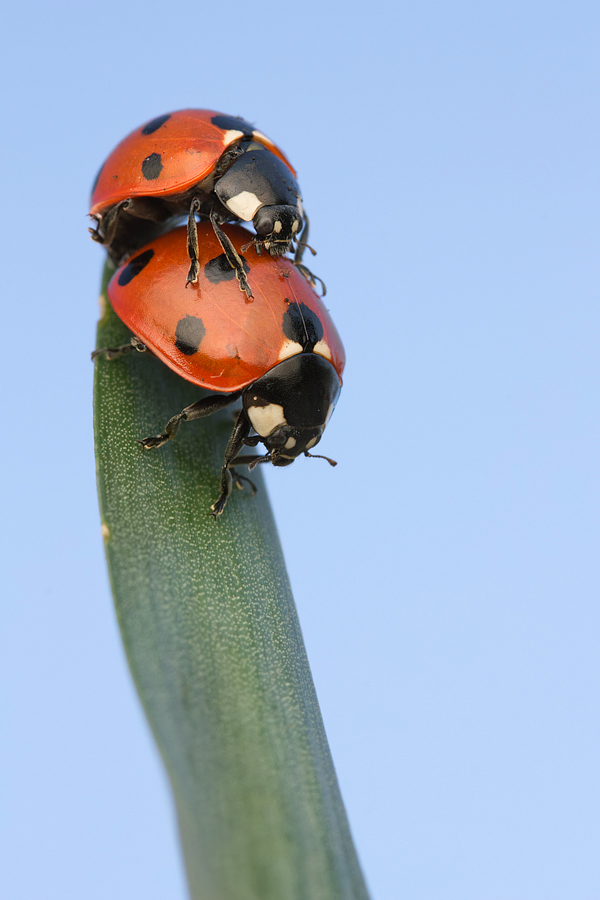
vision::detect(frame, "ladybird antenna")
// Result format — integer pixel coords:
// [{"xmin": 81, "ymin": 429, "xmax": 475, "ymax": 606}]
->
[
  {"xmin": 304, "ymin": 451, "xmax": 337, "ymax": 467},
  {"xmin": 295, "ymin": 241, "xmax": 317, "ymax": 256}
]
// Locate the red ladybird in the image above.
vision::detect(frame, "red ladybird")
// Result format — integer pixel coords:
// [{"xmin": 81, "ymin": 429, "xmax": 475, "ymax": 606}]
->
[
  {"xmin": 93, "ymin": 222, "xmax": 344, "ymax": 516},
  {"xmin": 89, "ymin": 110, "xmax": 307, "ymax": 299}
]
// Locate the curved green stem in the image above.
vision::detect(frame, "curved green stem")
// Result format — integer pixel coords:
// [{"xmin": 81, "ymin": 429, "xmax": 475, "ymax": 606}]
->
[{"xmin": 93, "ymin": 262, "xmax": 370, "ymax": 900}]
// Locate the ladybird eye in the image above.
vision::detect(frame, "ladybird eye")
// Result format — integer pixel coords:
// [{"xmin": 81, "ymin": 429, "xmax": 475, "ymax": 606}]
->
[
  {"xmin": 254, "ymin": 212, "xmax": 273, "ymax": 236},
  {"xmin": 264, "ymin": 428, "xmax": 289, "ymax": 449}
]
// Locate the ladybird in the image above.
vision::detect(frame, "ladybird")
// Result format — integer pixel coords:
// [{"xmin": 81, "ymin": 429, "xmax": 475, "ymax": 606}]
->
[
  {"xmin": 89, "ymin": 109, "xmax": 307, "ymax": 299},
  {"xmin": 93, "ymin": 222, "xmax": 344, "ymax": 516}
]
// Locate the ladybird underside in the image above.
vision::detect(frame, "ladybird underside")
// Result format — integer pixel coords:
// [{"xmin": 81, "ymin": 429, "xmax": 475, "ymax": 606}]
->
[{"xmin": 98, "ymin": 184, "xmax": 225, "ymax": 264}]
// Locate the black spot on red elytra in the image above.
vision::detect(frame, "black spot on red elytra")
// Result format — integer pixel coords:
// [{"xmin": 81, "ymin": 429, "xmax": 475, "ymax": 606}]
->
[
  {"xmin": 141, "ymin": 114, "xmax": 171, "ymax": 135},
  {"xmin": 211, "ymin": 114, "xmax": 254, "ymax": 136},
  {"xmin": 175, "ymin": 315, "xmax": 206, "ymax": 356},
  {"xmin": 204, "ymin": 253, "xmax": 250, "ymax": 284},
  {"xmin": 282, "ymin": 302, "xmax": 323, "ymax": 351},
  {"xmin": 141, "ymin": 153, "xmax": 163, "ymax": 180},
  {"xmin": 117, "ymin": 249, "xmax": 154, "ymax": 286}
]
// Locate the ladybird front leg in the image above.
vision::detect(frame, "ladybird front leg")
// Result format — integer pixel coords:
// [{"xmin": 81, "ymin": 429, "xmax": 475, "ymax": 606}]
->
[
  {"xmin": 139, "ymin": 391, "xmax": 241, "ymax": 451},
  {"xmin": 88, "ymin": 199, "xmax": 129, "ymax": 246},
  {"xmin": 209, "ymin": 210, "xmax": 254, "ymax": 300},
  {"xmin": 292, "ymin": 214, "xmax": 326, "ymax": 295},
  {"xmin": 88, "ymin": 214, "xmax": 102, "ymax": 243},
  {"xmin": 294, "ymin": 212, "xmax": 310, "ymax": 265},
  {"xmin": 91, "ymin": 336, "xmax": 147, "ymax": 361},
  {"xmin": 186, "ymin": 198, "xmax": 202, "ymax": 285},
  {"xmin": 294, "ymin": 262, "xmax": 327, "ymax": 297},
  {"xmin": 211, "ymin": 410, "xmax": 252, "ymax": 517}
]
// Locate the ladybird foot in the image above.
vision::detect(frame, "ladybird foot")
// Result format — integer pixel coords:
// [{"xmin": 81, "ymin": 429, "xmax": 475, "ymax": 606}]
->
[
  {"xmin": 210, "ymin": 494, "xmax": 228, "ymax": 518},
  {"xmin": 186, "ymin": 260, "xmax": 200, "ymax": 286},
  {"xmin": 137, "ymin": 435, "xmax": 169, "ymax": 450},
  {"xmin": 237, "ymin": 268, "xmax": 254, "ymax": 301},
  {"xmin": 232, "ymin": 470, "xmax": 257, "ymax": 496}
]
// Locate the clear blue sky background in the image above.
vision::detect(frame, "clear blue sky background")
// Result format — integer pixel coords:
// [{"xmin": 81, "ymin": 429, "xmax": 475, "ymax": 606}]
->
[{"xmin": 1, "ymin": 2, "xmax": 598, "ymax": 898}]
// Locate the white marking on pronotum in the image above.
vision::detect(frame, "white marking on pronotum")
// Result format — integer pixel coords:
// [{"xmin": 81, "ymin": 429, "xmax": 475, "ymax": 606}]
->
[
  {"xmin": 273, "ymin": 220, "xmax": 283, "ymax": 233},
  {"xmin": 278, "ymin": 340, "xmax": 303, "ymax": 361},
  {"xmin": 313, "ymin": 340, "xmax": 332, "ymax": 361},
  {"xmin": 305, "ymin": 437, "xmax": 319, "ymax": 450},
  {"xmin": 297, "ymin": 197, "xmax": 304, "ymax": 216},
  {"xmin": 225, "ymin": 191, "xmax": 262, "ymax": 221},
  {"xmin": 222, "ymin": 128, "xmax": 244, "ymax": 145},
  {"xmin": 252, "ymin": 129, "xmax": 270, "ymax": 144},
  {"xmin": 325, "ymin": 403, "xmax": 334, "ymax": 425},
  {"xmin": 247, "ymin": 403, "xmax": 287, "ymax": 436},
  {"xmin": 284, "ymin": 437, "xmax": 297, "ymax": 449},
  {"xmin": 291, "ymin": 220, "xmax": 300, "ymax": 233}
]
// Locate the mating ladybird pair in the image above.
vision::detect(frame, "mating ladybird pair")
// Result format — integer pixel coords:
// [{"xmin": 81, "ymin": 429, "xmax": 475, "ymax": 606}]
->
[{"xmin": 91, "ymin": 109, "xmax": 344, "ymax": 516}]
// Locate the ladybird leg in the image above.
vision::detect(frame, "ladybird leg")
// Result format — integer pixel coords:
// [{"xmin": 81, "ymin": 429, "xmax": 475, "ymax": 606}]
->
[
  {"xmin": 211, "ymin": 411, "xmax": 253, "ymax": 517},
  {"xmin": 91, "ymin": 336, "xmax": 147, "ymax": 361},
  {"xmin": 88, "ymin": 199, "xmax": 129, "ymax": 246},
  {"xmin": 229, "ymin": 453, "xmax": 271, "ymax": 470},
  {"xmin": 186, "ymin": 198, "xmax": 202, "ymax": 285},
  {"xmin": 294, "ymin": 212, "xmax": 310, "ymax": 265},
  {"xmin": 210, "ymin": 210, "xmax": 254, "ymax": 300},
  {"xmin": 139, "ymin": 392, "xmax": 242, "ymax": 451},
  {"xmin": 88, "ymin": 214, "xmax": 102, "ymax": 242},
  {"xmin": 294, "ymin": 262, "xmax": 327, "ymax": 297},
  {"xmin": 231, "ymin": 470, "xmax": 257, "ymax": 496}
]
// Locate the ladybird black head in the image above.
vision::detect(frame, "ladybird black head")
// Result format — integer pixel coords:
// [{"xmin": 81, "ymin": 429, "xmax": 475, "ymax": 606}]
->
[
  {"xmin": 242, "ymin": 353, "xmax": 340, "ymax": 465},
  {"xmin": 253, "ymin": 205, "xmax": 303, "ymax": 255},
  {"xmin": 214, "ymin": 147, "xmax": 302, "ymax": 248},
  {"xmin": 118, "ymin": 249, "xmax": 154, "ymax": 286}
]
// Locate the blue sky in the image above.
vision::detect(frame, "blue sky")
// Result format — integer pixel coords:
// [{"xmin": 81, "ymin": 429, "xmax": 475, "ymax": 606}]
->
[{"xmin": 1, "ymin": 1, "xmax": 599, "ymax": 898}]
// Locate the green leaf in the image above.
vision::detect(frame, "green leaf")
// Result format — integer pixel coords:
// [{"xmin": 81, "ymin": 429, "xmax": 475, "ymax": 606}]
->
[{"xmin": 93, "ymin": 262, "xmax": 370, "ymax": 900}]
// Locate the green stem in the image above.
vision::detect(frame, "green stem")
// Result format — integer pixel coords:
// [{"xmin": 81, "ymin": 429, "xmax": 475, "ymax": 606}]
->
[{"xmin": 93, "ymin": 262, "xmax": 370, "ymax": 900}]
